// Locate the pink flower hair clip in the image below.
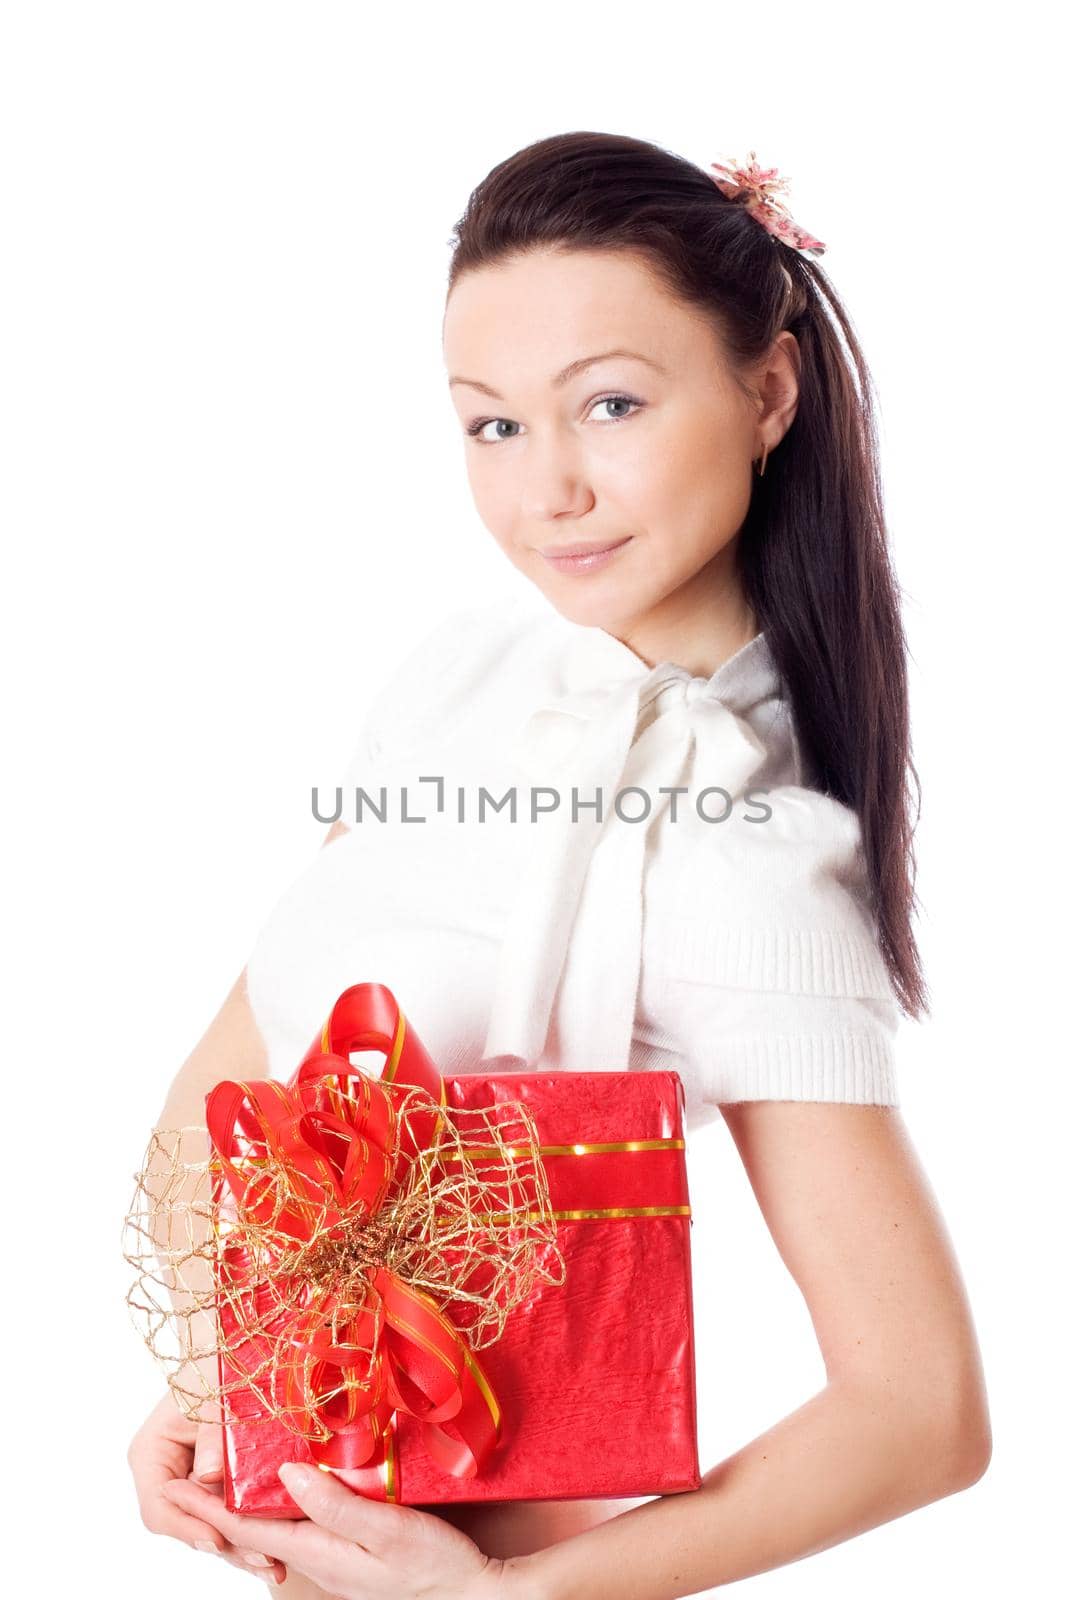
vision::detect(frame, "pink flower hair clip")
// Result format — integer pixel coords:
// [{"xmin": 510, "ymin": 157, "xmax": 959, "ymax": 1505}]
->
[{"xmin": 708, "ymin": 150, "xmax": 826, "ymax": 256}]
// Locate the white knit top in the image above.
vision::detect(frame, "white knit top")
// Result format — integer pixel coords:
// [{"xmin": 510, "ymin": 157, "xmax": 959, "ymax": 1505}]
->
[{"xmin": 245, "ymin": 594, "xmax": 901, "ymax": 1132}]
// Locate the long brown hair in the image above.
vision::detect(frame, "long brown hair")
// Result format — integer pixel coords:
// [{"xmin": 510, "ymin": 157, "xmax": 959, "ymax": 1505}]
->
[{"xmin": 446, "ymin": 131, "xmax": 928, "ymax": 1020}]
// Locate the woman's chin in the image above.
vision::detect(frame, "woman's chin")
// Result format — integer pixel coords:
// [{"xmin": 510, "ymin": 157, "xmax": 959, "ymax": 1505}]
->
[{"xmin": 528, "ymin": 575, "xmax": 641, "ymax": 630}]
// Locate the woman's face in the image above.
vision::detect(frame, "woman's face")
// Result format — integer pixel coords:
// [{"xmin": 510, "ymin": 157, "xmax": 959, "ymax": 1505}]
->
[{"xmin": 442, "ymin": 247, "xmax": 798, "ymax": 651}]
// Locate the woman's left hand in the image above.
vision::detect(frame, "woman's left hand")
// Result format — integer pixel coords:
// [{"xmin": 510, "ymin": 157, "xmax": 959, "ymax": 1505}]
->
[{"xmin": 161, "ymin": 1462, "xmax": 517, "ymax": 1599}]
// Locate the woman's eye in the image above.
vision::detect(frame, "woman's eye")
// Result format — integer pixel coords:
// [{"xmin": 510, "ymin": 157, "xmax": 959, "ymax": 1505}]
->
[
  {"xmin": 465, "ymin": 393, "xmax": 643, "ymax": 444},
  {"xmin": 588, "ymin": 394, "xmax": 642, "ymax": 423},
  {"xmin": 467, "ymin": 418, "xmax": 522, "ymax": 443}
]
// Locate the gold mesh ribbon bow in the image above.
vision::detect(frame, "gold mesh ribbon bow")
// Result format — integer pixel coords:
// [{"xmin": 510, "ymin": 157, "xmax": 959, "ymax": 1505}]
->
[{"xmin": 123, "ymin": 983, "xmax": 567, "ymax": 1478}]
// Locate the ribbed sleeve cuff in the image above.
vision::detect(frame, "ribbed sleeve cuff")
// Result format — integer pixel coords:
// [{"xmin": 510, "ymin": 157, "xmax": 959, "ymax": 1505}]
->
[
  {"xmin": 657, "ymin": 921, "xmax": 897, "ymax": 1001},
  {"xmin": 706, "ymin": 1028, "xmax": 900, "ymax": 1106}
]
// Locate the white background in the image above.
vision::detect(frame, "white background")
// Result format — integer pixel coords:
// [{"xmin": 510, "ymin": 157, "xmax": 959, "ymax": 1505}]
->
[{"xmin": 3, "ymin": 3, "xmax": 1071, "ymax": 1594}]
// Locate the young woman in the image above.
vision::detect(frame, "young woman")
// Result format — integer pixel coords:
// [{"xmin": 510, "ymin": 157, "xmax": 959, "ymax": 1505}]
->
[{"xmin": 128, "ymin": 132, "xmax": 991, "ymax": 1598}]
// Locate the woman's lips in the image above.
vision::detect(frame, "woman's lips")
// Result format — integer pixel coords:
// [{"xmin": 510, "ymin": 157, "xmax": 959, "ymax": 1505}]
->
[{"xmin": 539, "ymin": 536, "xmax": 633, "ymax": 574}]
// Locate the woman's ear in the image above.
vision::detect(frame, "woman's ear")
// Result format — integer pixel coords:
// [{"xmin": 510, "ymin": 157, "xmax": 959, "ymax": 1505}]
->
[{"xmin": 757, "ymin": 330, "xmax": 801, "ymax": 451}]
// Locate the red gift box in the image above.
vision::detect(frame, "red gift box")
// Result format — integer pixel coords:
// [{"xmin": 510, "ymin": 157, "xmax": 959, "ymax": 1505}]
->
[{"xmin": 206, "ymin": 983, "xmax": 701, "ymax": 1515}]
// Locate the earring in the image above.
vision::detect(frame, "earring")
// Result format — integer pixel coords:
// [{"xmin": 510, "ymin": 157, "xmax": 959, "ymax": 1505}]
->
[{"xmin": 755, "ymin": 443, "xmax": 769, "ymax": 477}]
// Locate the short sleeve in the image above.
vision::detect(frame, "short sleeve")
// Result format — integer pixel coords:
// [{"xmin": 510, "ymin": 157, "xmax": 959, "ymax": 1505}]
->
[
  {"xmin": 650, "ymin": 785, "xmax": 904, "ymax": 1107},
  {"xmin": 672, "ymin": 982, "xmax": 901, "ymax": 1106}
]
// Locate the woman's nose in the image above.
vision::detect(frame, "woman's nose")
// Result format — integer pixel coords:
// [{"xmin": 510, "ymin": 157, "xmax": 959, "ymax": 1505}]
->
[{"xmin": 518, "ymin": 439, "xmax": 594, "ymax": 521}]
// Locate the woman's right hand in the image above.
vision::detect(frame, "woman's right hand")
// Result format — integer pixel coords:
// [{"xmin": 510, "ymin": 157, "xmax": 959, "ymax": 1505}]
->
[{"xmin": 128, "ymin": 1391, "xmax": 287, "ymax": 1586}]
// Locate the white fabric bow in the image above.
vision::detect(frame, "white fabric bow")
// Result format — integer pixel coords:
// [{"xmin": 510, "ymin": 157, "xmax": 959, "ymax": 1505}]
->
[{"xmin": 480, "ymin": 660, "xmax": 769, "ymax": 1071}]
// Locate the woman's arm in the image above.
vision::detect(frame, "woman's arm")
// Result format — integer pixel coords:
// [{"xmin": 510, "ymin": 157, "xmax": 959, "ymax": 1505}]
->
[
  {"xmin": 146, "ymin": 818, "xmax": 350, "ymax": 1418},
  {"xmin": 128, "ymin": 962, "xmax": 281, "ymax": 1568},
  {"xmin": 155, "ymin": 963, "xmax": 268, "ymax": 1126},
  {"xmin": 128, "ymin": 820, "xmax": 349, "ymax": 1580},
  {"xmin": 512, "ymin": 1102, "xmax": 992, "ymax": 1600}
]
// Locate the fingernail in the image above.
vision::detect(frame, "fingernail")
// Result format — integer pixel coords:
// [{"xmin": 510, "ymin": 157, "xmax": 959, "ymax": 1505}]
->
[
  {"xmin": 243, "ymin": 1552, "xmax": 272, "ymax": 1568},
  {"xmin": 196, "ymin": 1459, "xmax": 223, "ymax": 1482},
  {"xmin": 194, "ymin": 1540, "xmax": 218, "ymax": 1555}
]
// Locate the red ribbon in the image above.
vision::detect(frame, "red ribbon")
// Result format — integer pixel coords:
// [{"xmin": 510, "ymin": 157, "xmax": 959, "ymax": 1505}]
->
[{"xmin": 204, "ymin": 983, "xmax": 502, "ymax": 1478}]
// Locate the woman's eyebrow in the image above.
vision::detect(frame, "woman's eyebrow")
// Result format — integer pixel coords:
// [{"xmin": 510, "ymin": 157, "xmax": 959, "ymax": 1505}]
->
[{"xmin": 448, "ymin": 348, "xmax": 666, "ymax": 401}]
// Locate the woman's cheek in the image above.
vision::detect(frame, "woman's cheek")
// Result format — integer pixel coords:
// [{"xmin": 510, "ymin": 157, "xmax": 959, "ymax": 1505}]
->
[
  {"xmin": 467, "ymin": 467, "xmax": 517, "ymax": 548},
  {"xmin": 666, "ymin": 429, "xmax": 754, "ymax": 548}
]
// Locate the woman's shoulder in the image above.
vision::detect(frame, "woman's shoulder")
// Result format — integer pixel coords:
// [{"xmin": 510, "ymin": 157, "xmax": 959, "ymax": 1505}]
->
[{"xmin": 345, "ymin": 593, "xmax": 566, "ymax": 769}]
